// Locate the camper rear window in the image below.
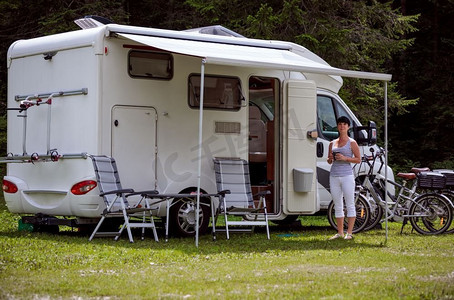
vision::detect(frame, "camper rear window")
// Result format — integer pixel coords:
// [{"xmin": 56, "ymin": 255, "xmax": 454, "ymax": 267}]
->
[
  {"xmin": 128, "ymin": 51, "xmax": 173, "ymax": 80},
  {"xmin": 188, "ymin": 75, "xmax": 243, "ymax": 110}
]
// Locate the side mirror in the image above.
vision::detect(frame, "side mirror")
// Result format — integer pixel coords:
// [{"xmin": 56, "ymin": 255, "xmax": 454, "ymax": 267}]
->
[{"xmin": 353, "ymin": 121, "xmax": 377, "ymax": 146}]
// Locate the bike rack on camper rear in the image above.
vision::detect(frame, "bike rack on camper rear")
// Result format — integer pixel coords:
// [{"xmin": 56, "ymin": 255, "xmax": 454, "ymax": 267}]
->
[{"xmin": 1, "ymin": 88, "xmax": 89, "ymax": 164}]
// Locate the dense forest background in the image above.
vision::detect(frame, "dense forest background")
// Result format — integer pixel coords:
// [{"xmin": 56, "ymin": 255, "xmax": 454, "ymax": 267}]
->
[{"xmin": 0, "ymin": 0, "xmax": 453, "ymax": 172}]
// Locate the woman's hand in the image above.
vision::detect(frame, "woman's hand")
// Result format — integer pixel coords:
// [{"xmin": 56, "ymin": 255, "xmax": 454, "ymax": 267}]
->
[
  {"xmin": 327, "ymin": 141, "xmax": 334, "ymax": 164},
  {"xmin": 336, "ymin": 153, "xmax": 354, "ymax": 163},
  {"xmin": 327, "ymin": 153, "xmax": 333, "ymax": 164}
]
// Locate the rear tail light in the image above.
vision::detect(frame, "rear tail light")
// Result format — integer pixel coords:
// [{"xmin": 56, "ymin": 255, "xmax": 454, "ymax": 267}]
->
[
  {"xmin": 71, "ymin": 180, "xmax": 97, "ymax": 195},
  {"xmin": 2, "ymin": 180, "xmax": 18, "ymax": 194}
]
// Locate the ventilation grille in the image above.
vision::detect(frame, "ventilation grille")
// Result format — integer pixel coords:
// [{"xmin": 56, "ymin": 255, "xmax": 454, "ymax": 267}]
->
[{"xmin": 215, "ymin": 122, "xmax": 241, "ymax": 134}]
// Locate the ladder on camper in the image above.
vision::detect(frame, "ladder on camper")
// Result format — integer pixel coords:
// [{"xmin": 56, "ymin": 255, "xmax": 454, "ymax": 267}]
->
[{"xmin": 1, "ymin": 88, "xmax": 89, "ymax": 163}]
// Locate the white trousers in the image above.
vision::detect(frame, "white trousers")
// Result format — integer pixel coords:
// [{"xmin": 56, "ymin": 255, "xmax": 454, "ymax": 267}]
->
[{"xmin": 330, "ymin": 175, "xmax": 356, "ymax": 218}]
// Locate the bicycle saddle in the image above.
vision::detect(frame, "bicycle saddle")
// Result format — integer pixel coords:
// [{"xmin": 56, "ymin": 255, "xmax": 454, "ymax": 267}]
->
[
  {"xmin": 396, "ymin": 172, "xmax": 417, "ymax": 180},
  {"xmin": 411, "ymin": 167, "xmax": 431, "ymax": 174}
]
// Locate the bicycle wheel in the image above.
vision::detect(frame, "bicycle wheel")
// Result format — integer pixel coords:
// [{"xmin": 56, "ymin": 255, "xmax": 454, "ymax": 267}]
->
[
  {"xmin": 362, "ymin": 180, "xmax": 386, "ymax": 231},
  {"xmin": 326, "ymin": 194, "xmax": 370, "ymax": 234},
  {"xmin": 440, "ymin": 190, "xmax": 454, "ymax": 234},
  {"xmin": 327, "ymin": 201, "xmax": 337, "ymax": 230},
  {"xmin": 419, "ymin": 194, "xmax": 452, "ymax": 234},
  {"xmin": 362, "ymin": 198, "xmax": 384, "ymax": 231},
  {"xmin": 408, "ymin": 193, "xmax": 453, "ymax": 235}
]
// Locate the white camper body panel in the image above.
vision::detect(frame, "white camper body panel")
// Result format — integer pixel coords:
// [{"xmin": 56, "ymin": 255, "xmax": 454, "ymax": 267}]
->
[
  {"xmin": 101, "ymin": 35, "xmax": 252, "ymax": 194},
  {"xmin": 6, "ymin": 41, "xmax": 102, "ymax": 217}
]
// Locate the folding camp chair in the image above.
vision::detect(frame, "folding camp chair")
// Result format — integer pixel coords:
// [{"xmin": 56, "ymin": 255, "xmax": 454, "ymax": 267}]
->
[
  {"xmin": 212, "ymin": 157, "xmax": 270, "ymax": 239},
  {"xmin": 89, "ymin": 155, "xmax": 166, "ymax": 243}
]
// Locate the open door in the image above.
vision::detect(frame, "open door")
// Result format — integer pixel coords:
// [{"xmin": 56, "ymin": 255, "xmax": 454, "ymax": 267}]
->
[
  {"xmin": 283, "ymin": 79, "xmax": 318, "ymax": 214},
  {"xmin": 248, "ymin": 77, "xmax": 280, "ymax": 214},
  {"xmin": 111, "ymin": 105, "xmax": 158, "ymax": 191}
]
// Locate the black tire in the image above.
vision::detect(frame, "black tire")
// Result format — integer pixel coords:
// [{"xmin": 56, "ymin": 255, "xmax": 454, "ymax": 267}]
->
[
  {"xmin": 409, "ymin": 193, "xmax": 453, "ymax": 235},
  {"xmin": 440, "ymin": 191, "xmax": 454, "ymax": 234},
  {"xmin": 362, "ymin": 198, "xmax": 384, "ymax": 231},
  {"xmin": 327, "ymin": 194, "xmax": 370, "ymax": 234},
  {"xmin": 361, "ymin": 178, "xmax": 387, "ymax": 231},
  {"xmin": 169, "ymin": 196, "xmax": 211, "ymax": 237},
  {"xmin": 327, "ymin": 201, "xmax": 336, "ymax": 229}
]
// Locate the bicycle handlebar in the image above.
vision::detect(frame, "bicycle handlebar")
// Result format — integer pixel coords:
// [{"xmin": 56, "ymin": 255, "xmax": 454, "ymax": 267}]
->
[{"xmin": 359, "ymin": 147, "xmax": 386, "ymax": 176}]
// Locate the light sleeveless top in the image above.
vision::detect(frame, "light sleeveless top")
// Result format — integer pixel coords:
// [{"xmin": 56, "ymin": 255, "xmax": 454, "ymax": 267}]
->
[{"xmin": 330, "ymin": 138, "xmax": 354, "ymax": 177}]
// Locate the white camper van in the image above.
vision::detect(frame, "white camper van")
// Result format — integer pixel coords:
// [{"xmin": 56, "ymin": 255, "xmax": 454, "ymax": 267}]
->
[{"xmin": 2, "ymin": 18, "xmax": 393, "ymax": 236}]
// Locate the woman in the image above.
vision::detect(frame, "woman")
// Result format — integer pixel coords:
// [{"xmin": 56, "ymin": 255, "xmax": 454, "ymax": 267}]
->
[{"xmin": 327, "ymin": 116, "xmax": 361, "ymax": 240}]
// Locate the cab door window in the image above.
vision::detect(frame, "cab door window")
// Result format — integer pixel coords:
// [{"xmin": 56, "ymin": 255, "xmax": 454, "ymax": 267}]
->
[{"xmin": 317, "ymin": 95, "xmax": 353, "ymax": 140}]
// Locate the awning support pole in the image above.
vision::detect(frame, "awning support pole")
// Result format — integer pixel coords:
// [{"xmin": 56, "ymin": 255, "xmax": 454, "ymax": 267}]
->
[
  {"xmin": 384, "ymin": 81, "xmax": 389, "ymax": 244},
  {"xmin": 195, "ymin": 59, "xmax": 207, "ymax": 248}
]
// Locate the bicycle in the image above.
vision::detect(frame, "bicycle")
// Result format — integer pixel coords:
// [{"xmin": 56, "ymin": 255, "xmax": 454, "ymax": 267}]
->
[
  {"xmin": 430, "ymin": 169, "xmax": 454, "ymax": 233},
  {"xmin": 356, "ymin": 148, "xmax": 453, "ymax": 235},
  {"xmin": 326, "ymin": 191, "xmax": 370, "ymax": 234}
]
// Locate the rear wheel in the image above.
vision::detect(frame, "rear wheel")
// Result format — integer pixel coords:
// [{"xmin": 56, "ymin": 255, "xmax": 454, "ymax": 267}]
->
[
  {"xmin": 169, "ymin": 196, "xmax": 211, "ymax": 237},
  {"xmin": 409, "ymin": 193, "xmax": 453, "ymax": 235},
  {"xmin": 327, "ymin": 194, "xmax": 370, "ymax": 234}
]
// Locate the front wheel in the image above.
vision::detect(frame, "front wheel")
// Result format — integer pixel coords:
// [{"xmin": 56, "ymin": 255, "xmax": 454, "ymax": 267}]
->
[
  {"xmin": 327, "ymin": 194, "xmax": 370, "ymax": 234},
  {"xmin": 169, "ymin": 196, "xmax": 211, "ymax": 237},
  {"xmin": 409, "ymin": 193, "xmax": 453, "ymax": 235}
]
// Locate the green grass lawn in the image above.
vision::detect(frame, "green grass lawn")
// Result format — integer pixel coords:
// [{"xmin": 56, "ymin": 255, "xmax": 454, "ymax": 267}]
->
[{"xmin": 1, "ymin": 198, "xmax": 453, "ymax": 299}]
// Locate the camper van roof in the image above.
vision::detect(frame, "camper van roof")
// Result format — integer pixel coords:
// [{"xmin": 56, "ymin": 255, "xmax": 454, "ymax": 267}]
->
[{"xmin": 8, "ymin": 23, "xmax": 391, "ymax": 82}]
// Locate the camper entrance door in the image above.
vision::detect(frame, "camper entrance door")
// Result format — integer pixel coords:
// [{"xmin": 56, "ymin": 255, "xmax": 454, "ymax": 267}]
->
[{"xmin": 111, "ymin": 105, "xmax": 158, "ymax": 192}]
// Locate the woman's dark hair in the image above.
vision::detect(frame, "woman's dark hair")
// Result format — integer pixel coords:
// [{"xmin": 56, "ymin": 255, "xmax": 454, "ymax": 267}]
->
[{"xmin": 336, "ymin": 116, "xmax": 351, "ymax": 126}]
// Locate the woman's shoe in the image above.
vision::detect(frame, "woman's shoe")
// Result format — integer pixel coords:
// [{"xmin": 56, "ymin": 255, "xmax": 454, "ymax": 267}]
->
[
  {"xmin": 344, "ymin": 233, "xmax": 354, "ymax": 240},
  {"xmin": 329, "ymin": 233, "xmax": 344, "ymax": 240}
]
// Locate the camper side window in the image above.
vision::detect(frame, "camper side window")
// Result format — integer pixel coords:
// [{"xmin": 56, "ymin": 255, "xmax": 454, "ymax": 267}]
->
[
  {"xmin": 128, "ymin": 51, "xmax": 173, "ymax": 80},
  {"xmin": 188, "ymin": 75, "xmax": 243, "ymax": 110}
]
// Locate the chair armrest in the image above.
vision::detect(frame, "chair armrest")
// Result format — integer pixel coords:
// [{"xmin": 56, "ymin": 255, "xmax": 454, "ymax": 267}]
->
[
  {"xmin": 100, "ymin": 189, "xmax": 135, "ymax": 196},
  {"xmin": 217, "ymin": 190, "xmax": 231, "ymax": 197},
  {"xmin": 125, "ymin": 190, "xmax": 159, "ymax": 197}
]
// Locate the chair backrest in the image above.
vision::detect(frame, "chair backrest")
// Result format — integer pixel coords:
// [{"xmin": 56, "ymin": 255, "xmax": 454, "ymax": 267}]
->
[
  {"xmin": 91, "ymin": 155, "xmax": 129, "ymax": 207},
  {"xmin": 213, "ymin": 158, "xmax": 254, "ymax": 208}
]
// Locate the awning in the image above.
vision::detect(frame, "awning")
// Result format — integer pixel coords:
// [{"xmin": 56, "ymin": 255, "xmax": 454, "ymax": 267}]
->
[
  {"xmin": 117, "ymin": 33, "xmax": 392, "ymax": 82},
  {"xmin": 116, "ymin": 30, "xmax": 392, "ymax": 246}
]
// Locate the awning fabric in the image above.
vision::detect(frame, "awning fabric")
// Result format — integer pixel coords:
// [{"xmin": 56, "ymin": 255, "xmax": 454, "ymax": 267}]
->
[{"xmin": 118, "ymin": 33, "xmax": 391, "ymax": 82}]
